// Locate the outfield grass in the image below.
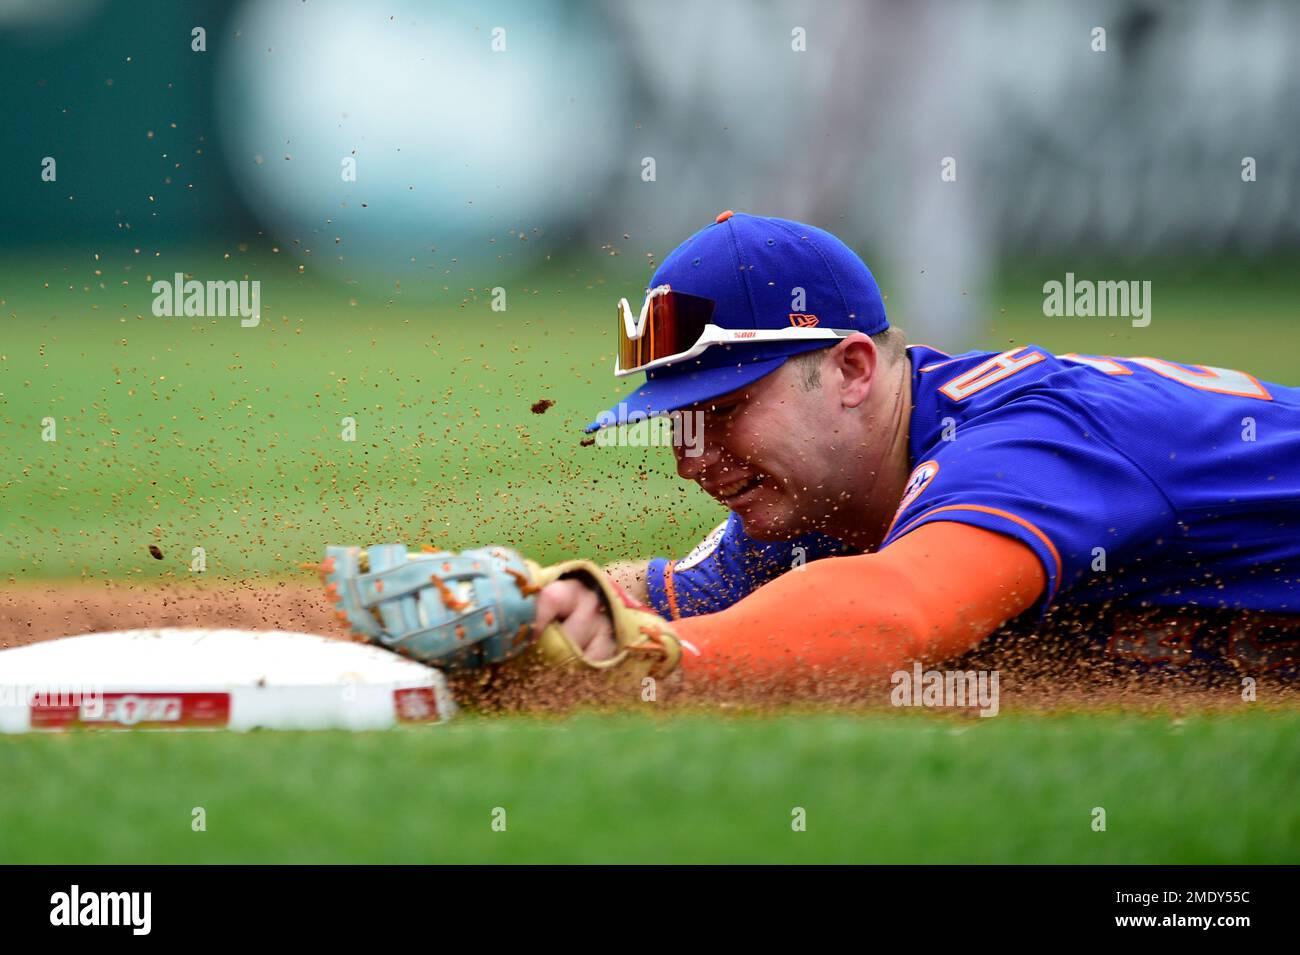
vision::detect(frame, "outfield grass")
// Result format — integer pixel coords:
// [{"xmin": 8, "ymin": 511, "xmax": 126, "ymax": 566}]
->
[
  {"xmin": 0, "ymin": 246, "xmax": 721, "ymax": 579},
  {"xmin": 2, "ymin": 249, "xmax": 1296, "ymax": 580},
  {"xmin": 2, "ymin": 710, "xmax": 1297, "ymax": 864}
]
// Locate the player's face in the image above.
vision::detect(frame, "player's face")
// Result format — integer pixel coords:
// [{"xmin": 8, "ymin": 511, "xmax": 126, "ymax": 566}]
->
[{"xmin": 672, "ymin": 360, "xmax": 843, "ymax": 540}]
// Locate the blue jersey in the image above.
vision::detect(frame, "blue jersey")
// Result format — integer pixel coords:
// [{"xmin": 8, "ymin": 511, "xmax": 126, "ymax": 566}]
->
[{"xmin": 647, "ymin": 344, "xmax": 1300, "ymax": 621}]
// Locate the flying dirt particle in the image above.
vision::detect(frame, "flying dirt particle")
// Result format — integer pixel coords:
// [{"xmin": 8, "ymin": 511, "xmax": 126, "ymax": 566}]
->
[
  {"xmin": 148, "ymin": 545, "xmax": 164, "ymax": 560},
  {"xmin": 580, "ymin": 437, "xmax": 596, "ymax": 447},
  {"xmin": 531, "ymin": 398, "xmax": 555, "ymax": 415}
]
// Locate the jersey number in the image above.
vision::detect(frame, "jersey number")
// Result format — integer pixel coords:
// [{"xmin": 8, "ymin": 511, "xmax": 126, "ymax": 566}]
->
[
  {"xmin": 938, "ymin": 347, "xmax": 1045, "ymax": 401},
  {"xmin": 940, "ymin": 349, "xmax": 1273, "ymax": 401}
]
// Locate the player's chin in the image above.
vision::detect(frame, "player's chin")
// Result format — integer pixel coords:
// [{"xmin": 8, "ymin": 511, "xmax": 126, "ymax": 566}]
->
[{"xmin": 728, "ymin": 497, "xmax": 799, "ymax": 541}]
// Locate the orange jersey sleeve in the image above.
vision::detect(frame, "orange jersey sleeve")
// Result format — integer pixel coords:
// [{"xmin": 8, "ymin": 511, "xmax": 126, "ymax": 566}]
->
[{"xmin": 673, "ymin": 521, "xmax": 1046, "ymax": 692}]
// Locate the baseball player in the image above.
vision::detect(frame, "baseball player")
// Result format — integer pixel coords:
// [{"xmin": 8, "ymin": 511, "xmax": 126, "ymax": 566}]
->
[{"xmin": 321, "ymin": 212, "xmax": 1300, "ymax": 694}]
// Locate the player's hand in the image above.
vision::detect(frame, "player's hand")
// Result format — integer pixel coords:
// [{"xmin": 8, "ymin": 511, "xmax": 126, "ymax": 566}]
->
[
  {"xmin": 318, "ymin": 544, "xmax": 681, "ymax": 685},
  {"xmin": 533, "ymin": 579, "xmax": 617, "ymax": 662}
]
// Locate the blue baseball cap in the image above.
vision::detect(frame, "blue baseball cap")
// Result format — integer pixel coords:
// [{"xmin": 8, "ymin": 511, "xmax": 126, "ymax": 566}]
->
[{"xmin": 586, "ymin": 211, "xmax": 888, "ymax": 432}]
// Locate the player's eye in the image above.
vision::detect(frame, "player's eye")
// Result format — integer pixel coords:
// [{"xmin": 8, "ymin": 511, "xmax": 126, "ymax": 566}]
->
[{"xmin": 708, "ymin": 401, "xmax": 738, "ymax": 417}]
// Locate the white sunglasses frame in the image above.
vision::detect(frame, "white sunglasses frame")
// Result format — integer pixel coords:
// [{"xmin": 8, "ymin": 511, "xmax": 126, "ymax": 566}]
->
[{"xmin": 616, "ymin": 288, "xmax": 856, "ymax": 376}]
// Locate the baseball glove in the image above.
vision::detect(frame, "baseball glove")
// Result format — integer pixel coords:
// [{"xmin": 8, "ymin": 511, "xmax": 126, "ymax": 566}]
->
[{"xmin": 313, "ymin": 544, "xmax": 681, "ymax": 682}]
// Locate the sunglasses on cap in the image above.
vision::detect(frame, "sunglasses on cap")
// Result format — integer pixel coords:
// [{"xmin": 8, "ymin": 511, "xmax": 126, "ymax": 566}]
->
[{"xmin": 615, "ymin": 285, "xmax": 856, "ymax": 377}]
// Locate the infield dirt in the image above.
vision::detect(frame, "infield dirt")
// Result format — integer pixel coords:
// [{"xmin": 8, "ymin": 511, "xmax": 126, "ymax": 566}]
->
[{"xmin": 3, "ymin": 580, "xmax": 1294, "ymax": 715}]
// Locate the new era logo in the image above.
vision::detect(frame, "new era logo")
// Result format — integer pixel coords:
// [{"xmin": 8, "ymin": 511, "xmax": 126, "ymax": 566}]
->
[{"xmin": 789, "ymin": 313, "xmax": 819, "ymax": 327}]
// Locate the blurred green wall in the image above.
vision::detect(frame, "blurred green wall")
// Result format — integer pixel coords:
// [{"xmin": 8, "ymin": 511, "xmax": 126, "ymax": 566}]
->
[{"xmin": 0, "ymin": 0, "xmax": 250, "ymax": 246}]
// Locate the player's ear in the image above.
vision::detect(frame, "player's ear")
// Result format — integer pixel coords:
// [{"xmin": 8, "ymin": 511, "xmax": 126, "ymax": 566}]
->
[{"xmin": 830, "ymin": 333, "xmax": 877, "ymax": 409}]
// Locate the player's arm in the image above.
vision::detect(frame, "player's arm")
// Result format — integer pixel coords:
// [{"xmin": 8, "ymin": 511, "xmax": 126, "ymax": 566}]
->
[
  {"xmin": 604, "ymin": 560, "xmax": 650, "ymax": 604},
  {"xmin": 655, "ymin": 522, "xmax": 1040, "ymax": 696},
  {"xmin": 545, "ymin": 520, "xmax": 1044, "ymax": 690},
  {"xmin": 671, "ymin": 520, "xmax": 1044, "ymax": 690}
]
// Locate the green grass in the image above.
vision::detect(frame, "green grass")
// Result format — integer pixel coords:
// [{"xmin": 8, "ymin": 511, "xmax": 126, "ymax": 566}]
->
[
  {"xmin": 0, "ymin": 246, "xmax": 723, "ymax": 579},
  {"xmin": 2, "ymin": 710, "xmax": 1297, "ymax": 863},
  {"xmin": 2, "ymin": 250, "xmax": 1296, "ymax": 581}
]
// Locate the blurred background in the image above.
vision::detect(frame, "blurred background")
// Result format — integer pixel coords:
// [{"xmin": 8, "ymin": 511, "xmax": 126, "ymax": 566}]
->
[{"xmin": 1, "ymin": 0, "xmax": 1297, "ymax": 580}]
